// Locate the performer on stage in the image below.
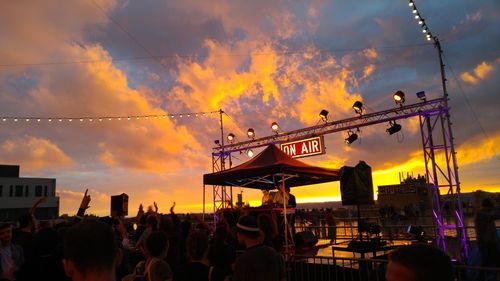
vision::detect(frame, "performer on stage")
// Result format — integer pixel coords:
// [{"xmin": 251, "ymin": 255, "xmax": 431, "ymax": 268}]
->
[
  {"xmin": 273, "ymin": 185, "xmax": 297, "ymax": 236},
  {"xmin": 261, "ymin": 190, "xmax": 272, "ymax": 206},
  {"xmin": 273, "ymin": 185, "xmax": 296, "ymax": 208}
]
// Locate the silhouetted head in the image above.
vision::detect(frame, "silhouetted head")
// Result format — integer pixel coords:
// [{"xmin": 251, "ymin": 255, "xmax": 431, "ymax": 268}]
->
[
  {"xmin": 386, "ymin": 244, "xmax": 453, "ymax": 281},
  {"xmin": 63, "ymin": 219, "xmax": 117, "ymax": 279}
]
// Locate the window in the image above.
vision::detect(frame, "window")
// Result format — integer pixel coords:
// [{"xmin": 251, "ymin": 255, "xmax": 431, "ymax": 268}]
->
[
  {"xmin": 15, "ymin": 185, "xmax": 23, "ymax": 197},
  {"xmin": 44, "ymin": 186, "xmax": 48, "ymax": 196},
  {"xmin": 35, "ymin": 185, "xmax": 43, "ymax": 197},
  {"xmin": 25, "ymin": 186, "xmax": 29, "ymax": 197}
]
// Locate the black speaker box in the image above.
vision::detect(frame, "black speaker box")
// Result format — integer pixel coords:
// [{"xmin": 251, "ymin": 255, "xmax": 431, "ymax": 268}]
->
[
  {"xmin": 340, "ymin": 161, "xmax": 375, "ymax": 206},
  {"xmin": 293, "ymin": 231, "xmax": 318, "ymax": 248},
  {"xmin": 111, "ymin": 193, "xmax": 129, "ymax": 217}
]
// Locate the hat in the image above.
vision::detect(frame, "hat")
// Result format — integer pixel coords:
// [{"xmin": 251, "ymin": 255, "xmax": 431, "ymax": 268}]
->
[{"xmin": 236, "ymin": 215, "xmax": 259, "ymax": 233}]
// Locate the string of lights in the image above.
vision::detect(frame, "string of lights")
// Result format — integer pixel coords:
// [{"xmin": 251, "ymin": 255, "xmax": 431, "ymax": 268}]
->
[
  {"xmin": 0, "ymin": 110, "xmax": 219, "ymax": 123},
  {"xmin": 408, "ymin": 0, "xmax": 436, "ymax": 43}
]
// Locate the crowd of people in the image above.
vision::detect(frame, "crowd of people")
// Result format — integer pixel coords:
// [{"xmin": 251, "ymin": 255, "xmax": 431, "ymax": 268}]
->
[
  {"xmin": 1, "ymin": 188, "xmax": 496, "ymax": 281},
  {"xmin": 0, "ymin": 190, "xmax": 287, "ymax": 281}
]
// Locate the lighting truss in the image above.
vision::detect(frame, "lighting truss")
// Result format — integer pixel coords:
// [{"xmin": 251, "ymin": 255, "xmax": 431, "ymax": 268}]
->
[{"xmin": 212, "ymin": 98, "xmax": 445, "ymax": 155}]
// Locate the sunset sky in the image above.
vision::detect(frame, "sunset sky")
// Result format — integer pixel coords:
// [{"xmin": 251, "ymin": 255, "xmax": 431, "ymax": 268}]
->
[{"xmin": 1, "ymin": 0, "xmax": 498, "ymax": 216}]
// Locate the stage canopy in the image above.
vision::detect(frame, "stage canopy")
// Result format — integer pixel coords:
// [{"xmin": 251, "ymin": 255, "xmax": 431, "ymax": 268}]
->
[{"xmin": 203, "ymin": 144, "xmax": 340, "ymax": 190}]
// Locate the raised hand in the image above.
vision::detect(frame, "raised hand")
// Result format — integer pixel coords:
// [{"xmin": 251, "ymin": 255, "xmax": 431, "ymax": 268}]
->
[
  {"xmin": 154, "ymin": 201, "xmax": 158, "ymax": 213},
  {"xmin": 79, "ymin": 189, "xmax": 91, "ymax": 210}
]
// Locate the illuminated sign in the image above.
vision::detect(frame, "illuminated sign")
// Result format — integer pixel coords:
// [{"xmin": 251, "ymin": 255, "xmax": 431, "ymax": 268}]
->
[{"xmin": 280, "ymin": 136, "xmax": 325, "ymax": 158}]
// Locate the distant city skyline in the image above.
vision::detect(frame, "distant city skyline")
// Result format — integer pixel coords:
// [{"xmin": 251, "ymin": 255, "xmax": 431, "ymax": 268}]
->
[{"xmin": 0, "ymin": 0, "xmax": 498, "ymax": 216}]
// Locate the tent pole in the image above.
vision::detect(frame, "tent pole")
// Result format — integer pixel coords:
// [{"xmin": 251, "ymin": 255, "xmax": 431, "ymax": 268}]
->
[{"xmin": 282, "ymin": 174, "xmax": 288, "ymax": 255}]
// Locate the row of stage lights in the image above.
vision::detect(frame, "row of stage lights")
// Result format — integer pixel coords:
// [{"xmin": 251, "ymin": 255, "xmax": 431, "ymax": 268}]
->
[
  {"xmin": 0, "ymin": 111, "xmax": 219, "ymax": 123},
  {"xmin": 221, "ymin": 90, "xmax": 426, "ymax": 157},
  {"xmin": 408, "ymin": 0, "xmax": 434, "ymax": 42}
]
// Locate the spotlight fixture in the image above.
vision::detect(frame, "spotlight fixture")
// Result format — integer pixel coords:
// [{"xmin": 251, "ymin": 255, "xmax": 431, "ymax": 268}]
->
[
  {"xmin": 271, "ymin": 122, "xmax": 279, "ymax": 133},
  {"xmin": 247, "ymin": 149, "xmax": 254, "ymax": 158},
  {"xmin": 352, "ymin": 101, "xmax": 363, "ymax": 115},
  {"xmin": 408, "ymin": 1, "xmax": 414, "ymax": 7},
  {"xmin": 227, "ymin": 133, "xmax": 235, "ymax": 142},
  {"xmin": 393, "ymin": 90, "xmax": 405, "ymax": 105},
  {"xmin": 319, "ymin": 109, "xmax": 329, "ymax": 122},
  {"xmin": 387, "ymin": 121, "xmax": 402, "ymax": 135},
  {"xmin": 247, "ymin": 128, "xmax": 255, "ymax": 139},
  {"xmin": 416, "ymin": 91, "xmax": 426, "ymax": 101},
  {"xmin": 345, "ymin": 130, "xmax": 358, "ymax": 145}
]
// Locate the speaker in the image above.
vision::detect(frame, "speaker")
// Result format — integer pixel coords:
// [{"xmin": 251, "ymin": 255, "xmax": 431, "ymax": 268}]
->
[
  {"xmin": 293, "ymin": 231, "xmax": 318, "ymax": 248},
  {"xmin": 111, "ymin": 193, "xmax": 129, "ymax": 217},
  {"xmin": 340, "ymin": 161, "xmax": 374, "ymax": 206}
]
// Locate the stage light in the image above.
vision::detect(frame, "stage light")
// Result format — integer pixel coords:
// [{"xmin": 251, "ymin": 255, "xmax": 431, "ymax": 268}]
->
[
  {"xmin": 247, "ymin": 128, "xmax": 255, "ymax": 139},
  {"xmin": 415, "ymin": 14, "xmax": 419, "ymax": 19},
  {"xmin": 416, "ymin": 91, "xmax": 426, "ymax": 101},
  {"xmin": 345, "ymin": 131, "xmax": 358, "ymax": 144},
  {"xmin": 412, "ymin": 9, "xmax": 417, "ymax": 14},
  {"xmin": 247, "ymin": 149, "xmax": 254, "ymax": 157},
  {"xmin": 352, "ymin": 101, "xmax": 363, "ymax": 115},
  {"xmin": 271, "ymin": 122, "xmax": 279, "ymax": 132},
  {"xmin": 407, "ymin": 225, "xmax": 426, "ymax": 242},
  {"xmin": 387, "ymin": 121, "xmax": 402, "ymax": 135},
  {"xmin": 227, "ymin": 133, "xmax": 235, "ymax": 142},
  {"xmin": 418, "ymin": 20, "xmax": 423, "ymax": 25},
  {"xmin": 393, "ymin": 90, "xmax": 405, "ymax": 105},
  {"xmin": 319, "ymin": 109, "xmax": 329, "ymax": 122},
  {"xmin": 409, "ymin": 1, "xmax": 414, "ymax": 7}
]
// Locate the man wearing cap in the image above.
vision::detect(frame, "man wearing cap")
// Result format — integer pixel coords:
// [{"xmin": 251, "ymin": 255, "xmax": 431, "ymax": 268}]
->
[
  {"xmin": 0, "ymin": 223, "xmax": 24, "ymax": 280},
  {"xmin": 231, "ymin": 215, "xmax": 285, "ymax": 281}
]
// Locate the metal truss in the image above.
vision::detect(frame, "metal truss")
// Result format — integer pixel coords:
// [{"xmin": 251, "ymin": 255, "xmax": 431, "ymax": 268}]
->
[
  {"xmin": 209, "ymin": 96, "xmax": 468, "ymax": 261},
  {"xmin": 420, "ymin": 108, "xmax": 468, "ymax": 261},
  {"xmin": 213, "ymin": 98, "xmax": 445, "ymax": 154}
]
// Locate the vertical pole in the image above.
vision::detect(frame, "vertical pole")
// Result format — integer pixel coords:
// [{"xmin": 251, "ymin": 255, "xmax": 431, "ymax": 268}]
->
[
  {"xmin": 282, "ymin": 174, "xmax": 288, "ymax": 257},
  {"xmin": 202, "ymin": 184, "xmax": 205, "ymax": 222},
  {"xmin": 219, "ymin": 109, "xmax": 225, "ymax": 208},
  {"xmin": 435, "ymin": 38, "xmax": 468, "ymax": 260}
]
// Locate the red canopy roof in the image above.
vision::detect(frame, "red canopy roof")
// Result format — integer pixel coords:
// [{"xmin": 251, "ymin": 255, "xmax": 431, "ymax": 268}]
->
[{"xmin": 203, "ymin": 144, "xmax": 340, "ymax": 190}]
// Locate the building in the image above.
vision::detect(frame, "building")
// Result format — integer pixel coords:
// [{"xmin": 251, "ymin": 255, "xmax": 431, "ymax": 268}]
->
[
  {"xmin": 377, "ymin": 174, "xmax": 431, "ymax": 216},
  {"xmin": 0, "ymin": 164, "xmax": 59, "ymax": 222}
]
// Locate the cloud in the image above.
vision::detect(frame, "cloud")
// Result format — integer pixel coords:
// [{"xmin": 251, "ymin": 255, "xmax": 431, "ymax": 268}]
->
[
  {"xmin": 0, "ymin": 137, "xmax": 74, "ymax": 171},
  {"xmin": 464, "ymin": 10, "xmax": 482, "ymax": 25},
  {"xmin": 457, "ymin": 132, "xmax": 500, "ymax": 166},
  {"xmin": 460, "ymin": 61, "xmax": 495, "ymax": 84}
]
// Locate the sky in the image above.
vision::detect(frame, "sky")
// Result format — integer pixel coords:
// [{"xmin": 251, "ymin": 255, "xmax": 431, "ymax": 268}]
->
[{"xmin": 0, "ymin": 0, "xmax": 499, "ymax": 216}]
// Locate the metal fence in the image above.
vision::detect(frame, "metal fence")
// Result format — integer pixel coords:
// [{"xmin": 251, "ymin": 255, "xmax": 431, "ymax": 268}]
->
[
  {"xmin": 294, "ymin": 219, "xmax": 486, "ymax": 242},
  {"xmin": 286, "ymin": 255, "xmax": 500, "ymax": 281}
]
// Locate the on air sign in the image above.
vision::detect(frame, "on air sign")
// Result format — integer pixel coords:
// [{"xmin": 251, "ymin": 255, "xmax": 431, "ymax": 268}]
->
[{"xmin": 280, "ymin": 136, "xmax": 326, "ymax": 159}]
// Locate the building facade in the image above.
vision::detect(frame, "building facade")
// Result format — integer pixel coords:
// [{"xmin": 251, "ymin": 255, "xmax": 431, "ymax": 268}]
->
[
  {"xmin": 377, "ymin": 175, "xmax": 431, "ymax": 216},
  {"xmin": 0, "ymin": 165, "xmax": 59, "ymax": 222}
]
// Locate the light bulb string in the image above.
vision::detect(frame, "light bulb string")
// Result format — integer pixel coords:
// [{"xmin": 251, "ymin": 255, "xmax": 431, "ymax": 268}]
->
[
  {"xmin": 0, "ymin": 110, "xmax": 220, "ymax": 122},
  {"xmin": 408, "ymin": 0, "xmax": 437, "ymax": 43}
]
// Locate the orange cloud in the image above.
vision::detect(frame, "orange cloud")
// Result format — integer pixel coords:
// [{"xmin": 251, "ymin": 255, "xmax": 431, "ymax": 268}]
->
[
  {"xmin": 0, "ymin": 137, "xmax": 74, "ymax": 171},
  {"xmin": 457, "ymin": 132, "xmax": 500, "ymax": 166},
  {"xmin": 460, "ymin": 60, "xmax": 495, "ymax": 84}
]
